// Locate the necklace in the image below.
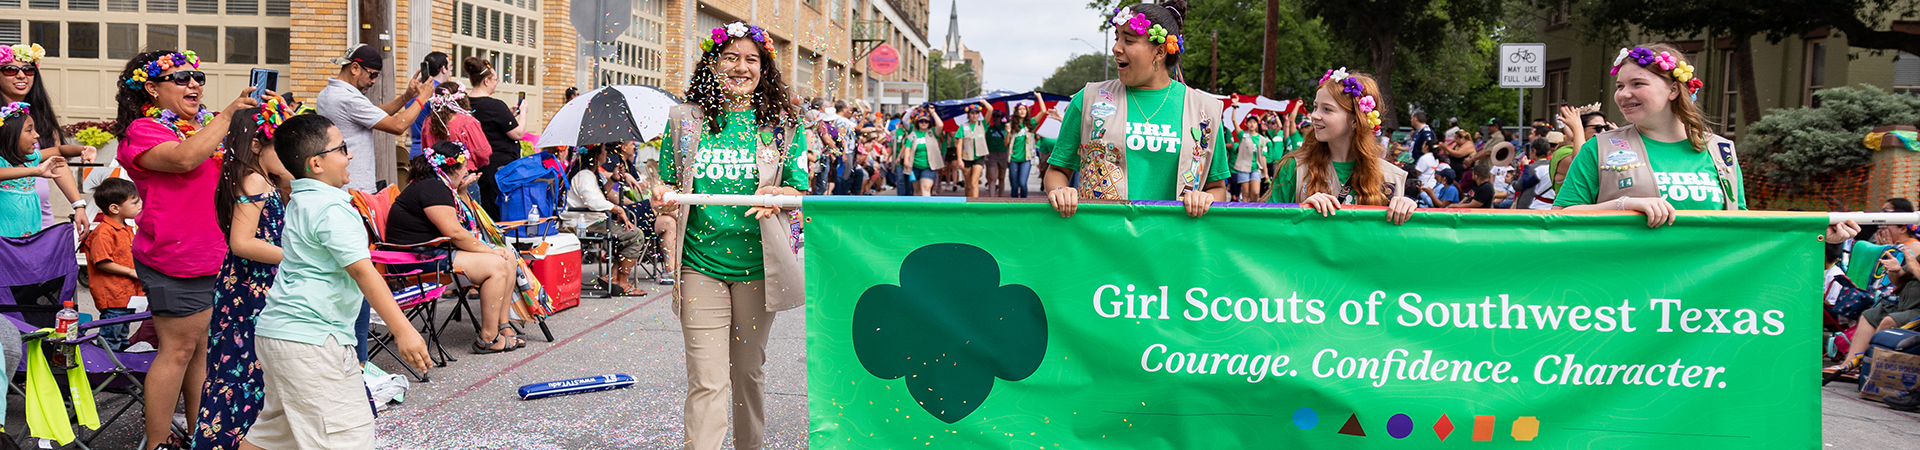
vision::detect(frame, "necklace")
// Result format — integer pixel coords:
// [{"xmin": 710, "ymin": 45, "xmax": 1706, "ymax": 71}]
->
[{"xmin": 1128, "ymin": 86, "xmax": 1172, "ymax": 125}]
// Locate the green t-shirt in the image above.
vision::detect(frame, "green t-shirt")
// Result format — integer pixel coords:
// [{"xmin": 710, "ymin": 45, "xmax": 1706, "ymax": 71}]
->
[
  {"xmin": 1553, "ymin": 133, "xmax": 1746, "ymax": 210},
  {"xmin": 1268, "ymin": 132, "xmax": 1303, "ymax": 163},
  {"xmin": 956, "ymin": 122, "xmax": 985, "ymax": 161},
  {"xmin": 987, "ymin": 123, "xmax": 1008, "ymax": 154},
  {"xmin": 1010, "ymin": 132, "xmax": 1034, "ymax": 163},
  {"xmin": 1548, "ymin": 145, "xmax": 1577, "ymax": 192},
  {"xmin": 1233, "ymin": 131, "xmax": 1268, "ymax": 172},
  {"xmin": 1046, "ymin": 81, "xmax": 1230, "ymax": 200},
  {"xmin": 659, "ymin": 111, "xmax": 810, "ymax": 281},
  {"xmin": 1270, "ymin": 158, "xmax": 1355, "ymax": 203},
  {"xmin": 905, "ymin": 130, "xmax": 934, "ymax": 169}
]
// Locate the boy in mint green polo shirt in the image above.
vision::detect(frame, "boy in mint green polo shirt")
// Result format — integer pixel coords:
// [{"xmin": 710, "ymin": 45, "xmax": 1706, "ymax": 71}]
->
[{"xmin": 250, "ymin": 115, "xmax": 430, "ymax": 449}]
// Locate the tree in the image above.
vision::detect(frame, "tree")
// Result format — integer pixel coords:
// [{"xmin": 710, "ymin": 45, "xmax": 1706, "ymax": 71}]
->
[
  {"xmin": 1299, "ymin": 0, "xmax": 1503, "ymax": 130},
  {"xmin": 1039, "ymin": 53, "xmax": 1111, "ymax": 94},
  {"xmin": 1741, "ymin": 85, "xmax": 1920, "ymax": 186},
  {"xmin": 928, "ymin": 53, "xmax": 982, "ymax": 101}
]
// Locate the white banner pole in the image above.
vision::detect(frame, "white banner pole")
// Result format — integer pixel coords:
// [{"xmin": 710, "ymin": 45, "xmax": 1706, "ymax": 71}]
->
[
  {"xmin": 1830, "ymin": 212, "xmax": 1920, "ymax": 225},
  {"xmin": 662, "ymin": 193, "xmax": 805, "ymax": 208}
]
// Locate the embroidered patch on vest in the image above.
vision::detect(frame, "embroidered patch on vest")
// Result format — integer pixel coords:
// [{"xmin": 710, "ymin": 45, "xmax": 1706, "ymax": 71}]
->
[
  {"xmin": 1609, "ymin": 138, "xmax": 1629, "ymax": 150},
  {"xmin": 1717, "ymin": 142, "xmax": 1735, "ymax": 166},
  {"xmin": 1604, "ymin": 149, "xmax": 1638, "ymax": 166},
  {"xmin": 1098, "ymin": 88, "xmax": 1114, "ymax": 102},
  {"xmin": 1091, "ymin": 102, "xmax": 1118, "ymax": 119}
]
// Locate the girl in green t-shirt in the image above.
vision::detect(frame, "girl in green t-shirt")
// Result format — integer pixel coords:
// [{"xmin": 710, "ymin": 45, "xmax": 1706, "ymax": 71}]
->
[
  {"xmin": 1553, "ymin": 42, "xmax": 1746, "ymax": 228},
  {"xmin": 648, "ymin": 22, "xmax": 807, "ymax": 450},
  {"xmin": 1271, "ymin": 69, "xmax": 1418, "ymax": 225},
  {"xmin": 897, "ymin": 105, "xmax": 945, "ymax": 196},
  {"xmin": 1043, "ymin": 0, "xmax": 1228, "ymax": 218},
  {"xmin": 1007, "ymin": 99, "xmax": 1047, "ymax": 198}
]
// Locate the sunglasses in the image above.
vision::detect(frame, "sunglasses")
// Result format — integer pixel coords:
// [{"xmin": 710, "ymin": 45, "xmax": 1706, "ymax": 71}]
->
[
  {"xmin": 0, "ymin": 65, "xmax": 36, "ymax": 77},
  {"xmin": 153, "ymin": 70, "xmax": 207, "ymax": 86}
]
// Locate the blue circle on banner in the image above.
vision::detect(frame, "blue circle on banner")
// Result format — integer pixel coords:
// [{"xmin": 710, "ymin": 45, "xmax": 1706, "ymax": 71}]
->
[
  {"xmin": 1293, "ymin": 407, "xmax": 1318, "ymax": 430},
  {"xmin": 1387, "ymin": 414, "xmax": 1413, "ymax": 439}
]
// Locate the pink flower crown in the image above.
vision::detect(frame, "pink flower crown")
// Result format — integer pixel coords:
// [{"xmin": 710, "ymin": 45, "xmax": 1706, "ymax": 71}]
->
[
  {"xmin": 1107, "ymin": 6, "xmax": 1184, "ymax": 55},
  {"xmin": 0, "ymin": 44, "xmax": 46, "ymax": 65},
  {"xmin": 1611, "ymin": 46, "xmax": 1703, "ymax": 95},
  {"xmin": 0, "ymin": 102, "xmax": 29, "ymax": 121}
]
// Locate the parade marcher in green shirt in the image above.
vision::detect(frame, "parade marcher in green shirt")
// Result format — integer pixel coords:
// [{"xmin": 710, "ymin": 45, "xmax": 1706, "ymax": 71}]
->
[
  {"xmin": 1554, "ymin": 42, "xmax": 1746, "ymax": 228},
  {"xmin": 1230, "ymin": 115, "xmax": 1269, "ymax": 201},
  {"xmin": 957, "ymin": 100, "xmax": 991, "ymax": 198},
  {"xmin": 1270, "ymin": 68, "xmax": 1417, "ymax": 225},
  {"xmin": 648, "ymin": 22, "xmax": 807, "ymax": 450},
  {"xmin": 1007, "ymin": 97, "xmax": 1048, "ymax": 198},
  {"xmin": 896, "ymin": 105, "xmax": 945, "ymax": 196},
  {"xmin": 1045, "ymin": 0, "xmax": 1228, "ymax": 218}
]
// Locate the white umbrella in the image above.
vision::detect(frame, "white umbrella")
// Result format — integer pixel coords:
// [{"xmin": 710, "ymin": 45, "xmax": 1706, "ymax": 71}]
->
[{"xmin": 535, "ymin": 85, "xmax": 681, "ymax": 148}]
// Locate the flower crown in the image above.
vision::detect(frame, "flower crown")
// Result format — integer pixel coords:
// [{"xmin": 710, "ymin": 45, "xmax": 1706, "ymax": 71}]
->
[
  {"xmin": 700, "ymin": 22, "xmax": 776, "ymax": 59},
  {"xmin": 1611, "ymin": 47, "xmax": 1703, "ymax": 95},
  {"xmin": 254, "ymin": 96, "xmax": 289, "ymax": 139},
  {"xmin": 1108, "ymin": 7, "xmax": 1184, "ymax": 55},
  {"xmin": 0, "ymin": 44, "xmax": 46, "ymax": 65},
  {"xmin": 125, "ymin": 51, "xmax": 202, "ymax": 90},
  {"xmin": 0, "ymin": 102, "xmax": 29, "ymax": 121},
  {"xmin": 1319, "ymin": 68, "xmax": 1381, "ymax": 135},
  {"xmin": 430, "ymin": 85, "xmax": 469, "ymax": 110},
  {"xmin": 429, "ymin": 143, "xmax": 470, "ymax": 168}
]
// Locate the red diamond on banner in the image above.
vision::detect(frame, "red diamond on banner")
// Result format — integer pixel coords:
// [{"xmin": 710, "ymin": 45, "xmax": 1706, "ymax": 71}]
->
[{"xmin": 1434, "ymin": 414, "xmax": 1454, "ymax": 441}]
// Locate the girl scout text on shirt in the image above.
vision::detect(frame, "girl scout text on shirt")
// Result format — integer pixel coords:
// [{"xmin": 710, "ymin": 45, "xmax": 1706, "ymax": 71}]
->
[
  {"xmin": 692, "ymin": 147, "xmax": 759, "ymax": 180},
  {"xmin": 1129, "ymin": 122, "xmax": 1182, "ymax": 154}
]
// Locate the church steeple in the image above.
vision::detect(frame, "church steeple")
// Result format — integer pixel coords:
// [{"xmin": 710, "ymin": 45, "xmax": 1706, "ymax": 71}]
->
[{"xmin": 944, "ymin": 1, "xmax": 961, "ymax": 56}]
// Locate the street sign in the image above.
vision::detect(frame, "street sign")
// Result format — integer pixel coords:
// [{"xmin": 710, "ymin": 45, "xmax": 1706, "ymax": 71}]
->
[
  {"xmin": 570, "ymin": 0, "xmax": 633, "ymax": 43},
  {"xmin": 1499, "ymin": 43, "xmax": 1546, "ymax": 89},
  {"xmin": 878, "ymin": 82, "xmax": 928, "ymax": 105}
]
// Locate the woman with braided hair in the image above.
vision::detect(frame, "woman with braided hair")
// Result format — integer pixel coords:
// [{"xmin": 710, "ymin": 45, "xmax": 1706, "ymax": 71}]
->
[{"xmin": 1044, "ymin": 0, "xmax": 1230, "ymax": 218}]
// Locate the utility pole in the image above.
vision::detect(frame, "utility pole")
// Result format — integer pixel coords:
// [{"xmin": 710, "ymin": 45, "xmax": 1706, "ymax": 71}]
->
[
  {"xmin": 1261, "ymin": 0, "xmax": 1279, "ymax": 97},
  {"xmin": 1211, "ymin": 30, "xmax": 1219, "ymax": 92}
]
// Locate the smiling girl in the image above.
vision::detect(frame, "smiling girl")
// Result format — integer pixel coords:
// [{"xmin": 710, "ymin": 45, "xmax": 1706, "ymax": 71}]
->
[
  {"xmin": 1270, "ymin": 69, "xmax": 1416, "ymax": 224},
  {"xmin": 1043, "ymin": 0, "xmax": 1229, "ymax": 218},
  {"xmin": 649, "ymin": 21, "xmax": 807, "ymax": 450},
  {"xmin": 1554, "ymin": 43, "xmax": 1745, "ymax": 226}
]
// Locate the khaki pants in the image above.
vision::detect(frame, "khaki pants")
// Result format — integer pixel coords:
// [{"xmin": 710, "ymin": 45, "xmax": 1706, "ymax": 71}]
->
[
  {"xmin": 678, "ymin": 268, "xmax": 777, "ymax": 450},
  {"xmin": 247, "ymin": 335, "xmax": 373, "ymax": 450}
]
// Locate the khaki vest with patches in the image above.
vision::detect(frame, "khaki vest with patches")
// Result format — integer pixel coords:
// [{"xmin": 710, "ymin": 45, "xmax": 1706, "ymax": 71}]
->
[
  {"xmin": 1589, "ymin": 124, "xmax": 1742, "ymax": 211},
  {"xmin": 903, "ymin": 129, "xmax": 945, "ymax": 171},
  {"xmin": 661, "ymin": 105, "xmax": 805, "ymax": 312},
  {"xmin": 1233, "ymin": 131, "xmax": 1268, "ymax": 173},
  {"xmin": 1074, "ymin": 79, "xmax": 1223, "ymax": 200},
  {"xmin": 958, "ymin": 122, "xmax": 989, "ymax": 161}
]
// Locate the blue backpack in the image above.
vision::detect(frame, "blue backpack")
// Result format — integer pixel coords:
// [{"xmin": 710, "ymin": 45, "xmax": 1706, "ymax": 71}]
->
[{"xmin": 494, "ymin": 153, "xmax": 566, "ymax": 238}]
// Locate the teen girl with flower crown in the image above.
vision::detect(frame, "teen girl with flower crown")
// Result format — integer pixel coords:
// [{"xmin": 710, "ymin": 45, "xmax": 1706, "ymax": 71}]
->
[
  {"xmin": 1043, "ymin": 0, "xmax": 1229, "ymax": 218},
  {"xmin": 110, "ymin": 48, "xmax": 263, "ymax": 450},
  {"xmin": 1554, "ymin": 43, "xmax": 1746, "ymax": 227},
  {"xmin": 1271, "ymin": 68, "xmax": 1417, "ymax": 225},
  {"xmin": 649, "ymin": 21, "xmax": 808, "ymax": 450}
]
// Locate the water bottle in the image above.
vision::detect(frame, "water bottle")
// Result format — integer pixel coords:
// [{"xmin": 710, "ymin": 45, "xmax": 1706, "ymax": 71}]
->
[{"xmin": 54, "ymin": 301, "xmax": 78, "ymax": 336}]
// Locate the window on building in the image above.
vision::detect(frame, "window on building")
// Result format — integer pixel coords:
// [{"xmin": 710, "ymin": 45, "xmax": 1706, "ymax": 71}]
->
[
  {"xmin": 185, "ymin": 0, "xmax": 214, "ymax": 14},
  {"xmin": 227, "ymin": 0, "xmax": 255, "ymax": 15},
  {"xmin": 263, "ymin": 27, "xmax": 287, "ymax": 63},
  {"xmin": 1896, "ymin": 51, "xmax": 1920, "ymax": 96},
  {"xmin": 28, "ymin": 21, "xmax": 58, "ymax": 57},
  {"xmin": 148, "ymin": 0, "xmax": 175, "ymax": 13},
  {"xmin": 70, "ymin": 0, "xmax": 98, "ymax": 11},
  {"xmin": 107, "ymin": 23, "xmax": 138, "ymax": 59},
  {"xmin": 265, "ymin": 0, "xmax": 287, "ymax": 16},
  {"xmin": 147, "ymin": 23, "xmax": 176, "ymax": 49},
  {"xmin": 1804, "ymin": 39, "xmax": 1826, "ymax": 107},
  {"xmin": 0, "ymin": 21, "xmax": 17, "ymax": 46},
  {"xmin": 68, "ymin": 22, "xmax": 97, "ymax": 58},
  {"xmin": 1544, "ymin": 65, "xmax": 1569, "ymax": 113},
  {"xmin": 185, "ymin": 25, "xmax": 215, "ymax": 61},
  {"xmin": 107, "ymin": 0, "xmax": 136, "ymax": 11},
  {"xmin": 0, "ymin": 0, "xmax": 18, "ymax": 9},
  {"xmin": 27, "ymin": 0, "xmax": 56, "ymax": 9},
  {"xmin": 226, "ymin": 26, "xmax": 254, "ymax": 63},
  {"xmin": 1722, "ymin": 52, "xmax": 1742, "ymax": 135}
]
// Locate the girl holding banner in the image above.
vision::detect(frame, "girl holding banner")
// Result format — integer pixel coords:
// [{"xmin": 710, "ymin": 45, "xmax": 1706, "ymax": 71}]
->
[
  {"xmin": 1043, "ymin": 0, "xmax": 1229, "ymax": 218},
  {"xmin": 1270, "ymin": 69, "xmax": 1417, "ymax": 225},
  {"xmin": 1554, "ymin": 43, "xmax": 1747, "ymax": 226},
  {"xmin": 651, "ymin": 21, "xmax": 808, "ymax": 450},
  {"xmin": 898, "ymin": 106, "xmax": 945, "ymax": 196}
]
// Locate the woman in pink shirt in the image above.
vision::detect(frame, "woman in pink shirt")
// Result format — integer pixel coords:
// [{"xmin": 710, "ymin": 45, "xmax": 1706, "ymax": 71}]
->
[
  {"xmin": 108, "ymin": 49, "xmax": 262, "ymax": 450},
  {"xmin": 421, "ymin": 81, "xmax": 490, "ymax": 170}
]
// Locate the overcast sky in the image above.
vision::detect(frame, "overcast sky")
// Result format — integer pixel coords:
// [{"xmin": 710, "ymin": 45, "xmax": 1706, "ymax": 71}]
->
[{"xmin": 926, "ymin": 0, "xmax": 1109, "ymax": 92}]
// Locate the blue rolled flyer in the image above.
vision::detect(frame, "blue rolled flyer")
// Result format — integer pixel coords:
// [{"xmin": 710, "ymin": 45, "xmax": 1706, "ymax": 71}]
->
[{"xmin": 517, "ymin": 374, "xmax": 636, "ymax": 400}]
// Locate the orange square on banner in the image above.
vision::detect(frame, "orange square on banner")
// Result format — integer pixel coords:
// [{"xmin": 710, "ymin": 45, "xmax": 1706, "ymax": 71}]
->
[{"xmin": 1472, "ymin": 416, "xmax": 1495, "ymax": 441}]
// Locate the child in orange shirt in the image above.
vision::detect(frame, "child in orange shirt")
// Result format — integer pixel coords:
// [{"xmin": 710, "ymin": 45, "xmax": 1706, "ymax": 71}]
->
[{"xmin": 85, "ymin": 178, "xmax": 142, "ymax": 351}]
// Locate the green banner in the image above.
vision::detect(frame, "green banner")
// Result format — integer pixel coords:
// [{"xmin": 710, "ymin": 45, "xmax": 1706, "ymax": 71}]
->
[{"xmin": 806, "ymin": 201, "xmax": 1822, "ymax": 448}]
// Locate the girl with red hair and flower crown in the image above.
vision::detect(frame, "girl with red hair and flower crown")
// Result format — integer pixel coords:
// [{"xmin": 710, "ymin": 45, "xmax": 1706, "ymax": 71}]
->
[{"xmin": 1271, "ymin": 68, "xmax": 1418, "ymax": 225}]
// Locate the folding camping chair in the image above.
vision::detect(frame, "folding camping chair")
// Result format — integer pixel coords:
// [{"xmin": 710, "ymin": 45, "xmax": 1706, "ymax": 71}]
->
[
  {"xmin": 9, "ymin": 314, "xmax": 156, "ymax": 450},
  {"xmin": 0, "ymin": 223, "xmax": 154, "ymax": 449},
  {"xmin": 351, "ymin": 189, "xmax": 473, "ymax": 372}
]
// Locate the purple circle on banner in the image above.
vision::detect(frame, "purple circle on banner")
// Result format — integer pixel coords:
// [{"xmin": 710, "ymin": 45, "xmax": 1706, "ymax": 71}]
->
[{"xmin": 1387, "ymin": 414, "xmax": 1413, "ymax": 439}]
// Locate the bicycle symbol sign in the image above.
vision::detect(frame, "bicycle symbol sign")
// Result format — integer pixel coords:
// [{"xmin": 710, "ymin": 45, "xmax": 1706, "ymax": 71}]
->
[{"xmin": 1499, "ymin": 43, "xmax": 1547, "ymax": 88}]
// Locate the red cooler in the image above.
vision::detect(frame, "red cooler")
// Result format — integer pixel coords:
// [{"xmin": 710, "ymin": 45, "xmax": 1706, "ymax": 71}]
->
[{"xmin": 523, "ymin": 233, "xmax": 582, "ymax": 312}]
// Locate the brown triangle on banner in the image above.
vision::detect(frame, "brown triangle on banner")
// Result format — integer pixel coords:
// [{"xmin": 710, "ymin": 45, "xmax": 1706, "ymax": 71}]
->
[{"xmin": 1339, "ymin": 414, "xmax": 1366, "ymax": 437}]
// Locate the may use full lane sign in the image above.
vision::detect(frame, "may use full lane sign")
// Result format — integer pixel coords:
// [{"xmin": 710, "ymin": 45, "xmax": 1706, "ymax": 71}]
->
[{"xmin": 1500, "ymin": 43, "xmax": 1546, "ymax": 89}]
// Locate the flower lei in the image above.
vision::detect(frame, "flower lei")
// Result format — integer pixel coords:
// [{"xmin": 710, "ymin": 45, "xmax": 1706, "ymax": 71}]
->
[
  {"xmin": 1319, "ymin": 67, "xmax": 1382, "ymax": 135},
  {"xmin": 143, "ymin": 103, "xmax": 217, "ymax": 140},
  {"xmin": 0, "ymin": 102, "xmax": 28, "ymax": 121},
  {"xmin": 1611, "ymin": 46, "xmax": 1703, "ymax": 94},
  {"xmin": 124, "ymin": 51, "xmax": 202, "ymax": 90},
  {"xmin": 0, "ymin": 44, "xmax": 46, "ymax": 65},
  {"xmin": 699, "ymin": 21, "xmax": 776, "ymax": 59},
  {"xmin": 1108, "ymin": 7, "xmax": 1184, "ymax": 55}
]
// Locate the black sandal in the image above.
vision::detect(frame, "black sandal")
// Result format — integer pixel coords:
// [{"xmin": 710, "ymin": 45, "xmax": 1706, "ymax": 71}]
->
[
  {"xmin": 500, "ymin": 323, "xmax": 527, "ymax": 349},
  {"xmin": 473, "ymin": 333, "xmax": 514, "ymax": 354}
]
